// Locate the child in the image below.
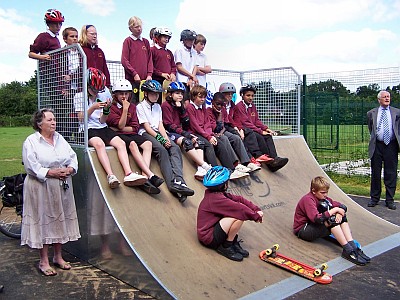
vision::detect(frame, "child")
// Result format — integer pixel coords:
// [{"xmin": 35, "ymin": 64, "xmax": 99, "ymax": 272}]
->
[
  {"xmin": 197, "ymin": 166, "xmax": 263, "ymax": 261},
  {"xmin": 174, "ymin": 29, "xmax": 198, "ymax": 100},
  {"xmin": 161, "ymin": 81, "xmax": 212, "ymax": 180},
  {"xmin": 29, "ymin": 9, "xmax": 64, "ymax": 61},
  {"xmin": 79, "ymin": 25, "xmax": 111, "ymax": 88},
  {"xmin": 233, "ymin": 84, "xmax": 289, "ymax": 172},
  {"xmin": 293, "ymin": 176, "xmax": 371, "ymax": 265},
  {"xmin": 74, "ymin": 68, "xmax": 147, "ymax": 188},
  {"xmin": 193, "ymin": 34, "xmax": 212, "ymax": 88},
  {"xmin": 151, "ymin": 27, "xmax": 176, "ymax": 85},
  {"xmin": 121, "ymin": 16, "xmax": 153, "ymax": 103},
  {"xmin": 186, "ymin": 85, "xmax": 249, "ymax": 180},
  {"xmin": 208, "ymin": 92, "xmax": 260, "ymax": 173},
  {"xmin": 136, "ymin": 80, "xmax": 195, "ymax": 203},
  {"xmin": 106, "ymin": 79, "xmax": 165, "ymax": 194},
  {"xmin": 149, "ymin": 27, "xmax": 157, "ymax": 46},
  {"xmin": 219, "ymin": 82, "xmax": 272, "ymax": 166}
]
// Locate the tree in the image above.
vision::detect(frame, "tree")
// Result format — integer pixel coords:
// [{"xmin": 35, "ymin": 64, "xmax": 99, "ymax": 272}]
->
[{"xmin": 307, "ymin": 79, "xmax": 350, "ymax": 97}]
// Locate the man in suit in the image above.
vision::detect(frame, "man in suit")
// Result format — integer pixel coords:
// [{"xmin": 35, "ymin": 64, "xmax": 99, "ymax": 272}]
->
[{"xmin": 367, "ymin": 90, "xmax": 399, "ymax": 210}]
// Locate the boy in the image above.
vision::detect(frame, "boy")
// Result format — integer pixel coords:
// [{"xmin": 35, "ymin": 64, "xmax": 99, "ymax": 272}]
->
[
  {"xmin": 293, "ymin": 176, "xmax": 371, "ymax": 265},
  {"xmin": 193, "ymin": 34, "xmax": 212, "ymax": 88},
  {"xmin": 121, "ymin": 16, "xmax": 153, "ymax": 103},
  {"xmin": 136, "ymin": 80, "xmax": 195, "ymax": 203},
  {"xmin": 208, "ymin": 92, "xmax": 260, "ymax": 173},
  {"xmin": 174, "ymin": 29, "xmax": 198, "ymax": 100},
  {"xmin": 151, "ymin": 27, "xmax": 176, "ymax": 85},
  {"xmin": 197, "ymin": 166, "xmax": 263, "ymax": 261},
  {"xmin": 186, "ymin": 85, "xmax": 249, "ymax": 180},
  {"xmin": 106, "ymin": 79, "xmax": 165, "ymax": 194},
  {"xmin": 161, "ymin": 81, "xmax": 212, "ymax": 180},
  {"xmin": 233, "ymin": 84, "xmax": 288, "ymax": 172},
  {"xmin": 29, "ymin": 9, "xmax": 64, "ymax": 61}
]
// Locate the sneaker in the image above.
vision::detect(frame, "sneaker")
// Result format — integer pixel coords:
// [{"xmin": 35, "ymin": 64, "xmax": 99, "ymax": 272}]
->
[
  {"xmin": 356, "ymin": 248, "xmax": 371, "ymax": 263},
  {"xmin": 235, "ymin": 164, "xmax": 252, "ymax": 173},
  {"xmin": 250, "ymin": 157, "xmax": 261, "ymax": 167},
  {"xmin": 230, "ymin": 169, "xmax": 249, "ymax": 180},
  {"xmin": 123, "ymin": 172, "xmax": 148, "ymax": 187},
  {"xmin": 139, "ymin": 180, "xmax": 161, "ymax": 195},
  {"xmin": 194, "ymin": 167, "xmax": 207, "ymax": 181},
  {"xmin": 246, "ymin": 162, "xmax": 261, "ymax": 172},
  {"xmin": 170, "ymin": 181, "xmax": 195, "ymax": 196},
  {"xmin": 233, "ymin": 236, "xmax": 249, "ymax": 258},
  {"xmin": 216, "ymin": 245, "xmax": 243, "ymax": 261},
  {"xmin": 149, "ymin": 174, "xmax": 164, "ymax": 187},
  {"xmin": 341, "ymin": 249, "xmax": 367, "ymax": 266},
  {"xmin": 107, "ymin": 174, "xmax": 120, "ymax": 189},
  {"xmin": 268, "ymin": 157, "xmax": 289, "ymax": 172},
  {"xmin": 256, "ymin": 154, "xmax": 274, "ymax": 164}
]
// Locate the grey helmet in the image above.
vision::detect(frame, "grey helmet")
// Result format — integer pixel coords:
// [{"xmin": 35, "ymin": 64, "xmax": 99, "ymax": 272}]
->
[
  {"xmin": 219, "ymin": 82, "xmax": 236, "ymax": 93},
  {"xmin": 180, "ymin": 29, "xmax": 197, "ymax": 41}
]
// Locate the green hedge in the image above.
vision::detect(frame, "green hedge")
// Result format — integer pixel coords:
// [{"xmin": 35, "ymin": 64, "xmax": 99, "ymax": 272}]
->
[{"xmin": 0, "ymin": 115, "xmax": 32, "ymax": 127}]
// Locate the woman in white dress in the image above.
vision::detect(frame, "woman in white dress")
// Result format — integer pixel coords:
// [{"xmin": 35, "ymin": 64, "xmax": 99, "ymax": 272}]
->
[{"xmin": 21, "ymin": 108, "xmax": 80, "ymax": 276}]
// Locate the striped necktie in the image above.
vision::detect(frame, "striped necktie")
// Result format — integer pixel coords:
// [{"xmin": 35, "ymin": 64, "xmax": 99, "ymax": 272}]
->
[{"xmin": 381, "ymin": 108, "xmax": 390, "ymax": 145}]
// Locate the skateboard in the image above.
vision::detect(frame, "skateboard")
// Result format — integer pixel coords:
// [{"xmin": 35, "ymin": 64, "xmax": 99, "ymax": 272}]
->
[
  {"xmin": 162, "ymin": 80, "xmax": 172, "ymax": 103},
  {"xmin": 326, "ymin": 234, "xmax": 361, "ymax": 249},
  {"xmin": 272, "ymin": 127, "xmax": 291, "ymax": 136},
  {"xmin": 259, "ymin": 244, "xmax": 332, "ymax": 284},
  {"xmin": 138, "ymin": 80, "xmax": 147, "ymax": 102}
]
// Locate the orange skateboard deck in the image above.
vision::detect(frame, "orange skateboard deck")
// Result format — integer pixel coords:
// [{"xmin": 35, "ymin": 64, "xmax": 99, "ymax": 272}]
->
[
  {"xmin": 259, "ymin": 244, "xmax": 332, "ymax": 284},
  {"xmin": 162, "ymin": 80, "xmax": 172, "ymax": 103}
]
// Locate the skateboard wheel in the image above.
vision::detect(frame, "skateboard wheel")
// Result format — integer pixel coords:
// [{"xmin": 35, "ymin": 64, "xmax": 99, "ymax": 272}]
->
[
  {"xmin": 314, "ymin": 269, "xmax": 322, "ymax": 277},
  {"xmin": 273, "ymin": 244, "xmax": 279, "ymax": 250},
  {"xmin": 321, "ymin": 263, "xmax": 328, "ymax": 270},
  {"xmin": 265, "ymin": 248, "xmax": 273, "ymax": 256}
]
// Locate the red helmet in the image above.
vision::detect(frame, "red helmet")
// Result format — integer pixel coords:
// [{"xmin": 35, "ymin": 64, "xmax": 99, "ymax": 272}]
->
[
  {"xmin": 44, "ymin": 9, "xmax": 64, "ymax": 23},
  {"xmin": 87, "ymin": 67, "xmax": 106, "ymax": 92}
]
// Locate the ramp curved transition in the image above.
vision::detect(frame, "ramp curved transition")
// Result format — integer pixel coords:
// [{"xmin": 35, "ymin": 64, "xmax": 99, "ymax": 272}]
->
[{"xmin": 89, "ymin": 135, "xmax": 399, "ymax": 299}]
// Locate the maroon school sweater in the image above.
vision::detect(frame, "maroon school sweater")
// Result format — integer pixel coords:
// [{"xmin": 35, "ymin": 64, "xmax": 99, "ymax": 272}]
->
[
  {"xmin": 82, "ymin": 44, "xmax": 111, "ymax": 87},
  {"xmin": 206, "ymin": 107, "xmax": 229, "ymax": 132},
  {"xmin": 107, "ymin": 102, "xmax": 140, "ymax": 135},
  {"xmin": 151, "ymin": 46, "xmax": 177, "ymax": 83},
  {"xmin": 161, "ymin": 101, "xmax": 186, "ymax": 135},
  {"xmin": 233, "ymin": 101, "xmax": 268, "ymax": 134},
  {"xmin": 121, "ymin": 37, "xmax": 153, "ymax": 81},
  {"xmin": 30, "ymin": 32, "xmax": 61, "ymax": 54},
  {"xmin": 187, "ymin": 103, "xmax": 214, "ymax": 140}
]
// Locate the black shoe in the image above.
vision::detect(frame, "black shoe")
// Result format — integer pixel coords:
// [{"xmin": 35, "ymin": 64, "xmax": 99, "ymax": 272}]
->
[
  {"xmin": 233, "ymin": 237, "xmax": 249, "ymax": 258},
  {"xmin": 356, "ymin": 248, "xmax": 371, "ymax": 263},
  {"xmin": 139, "ymin": 180, "xmax": 161, "ymax": 195},
  {"xmin": 341, "ymin": 250, "xmax": 367, "ymax": 266},
  {"xmin": 216, "ymin": 245, "xmax": 243, "ymax": 261},
  {"xmin": 175, "ymin": 193, "xmax": 187, "ymax": 203},
  {"xmin": 268, "ymin": 157, "xmax": 288, "ymax": 172},
  {"xmin": 170, "ymin": 183, "xmax": 195, "ymax": 196},
  {"xmin": 149, "ymin": 175, "xmax": 164, "ymax": 187},
  {"xmin": 385, "ymin": 202, "xmax": 397, "ymax": 210},
  {"xmin": 368, "ymin": 200, "xmax": 378, "ymax": 207}
]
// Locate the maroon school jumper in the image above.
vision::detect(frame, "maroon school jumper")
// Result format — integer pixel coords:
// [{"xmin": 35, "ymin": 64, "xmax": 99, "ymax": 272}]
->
[
  {"xmin": 106, "ymin": 103, "xmax": 140, "ymax": 135},
  {"xmin": 121, "ymin": 36, "xmax": 153, "ymax": 81},
  {"xmin": 151, "ymin": 45, "xmax": 176, "ymax": 83},
  {"xmin": 197, "ymin": 189, "xmax": 262, "ymax": 245},
  {"xmin": 186, "ymin": 103, "xmax": 214, "ymax": 140},
  {"xmin": 233, "ymin": 101, "xmax": 268, "ymax": 134},
  {"xmin": 82, "ymin": 44, "xmax": 111, "ymax": 87},
  {"xmin": 161, "ymin": 101, "xmax": 186, "ymax": 135},
  {"xmin": 207, "ymin": 106, "xmax": 230, "ymax": 131},
  {"xmin": 293, "ymin": 192, "xmax": 343, "ymax": 234},
  {"xmin": 30, "ymin": 32, "xmax": 61, "ymax": 54}
]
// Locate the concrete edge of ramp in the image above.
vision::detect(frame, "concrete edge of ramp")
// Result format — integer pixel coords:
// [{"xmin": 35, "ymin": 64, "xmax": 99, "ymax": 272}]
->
[{"xmin": 240, "ymin": 231, "xmax": 400, "ymax": 300}]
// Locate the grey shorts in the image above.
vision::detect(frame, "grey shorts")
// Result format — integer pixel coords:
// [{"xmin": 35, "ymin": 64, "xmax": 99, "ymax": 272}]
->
[{"xmin": 204, "ymin": 222, "xmax": 227, "ymax": 250}]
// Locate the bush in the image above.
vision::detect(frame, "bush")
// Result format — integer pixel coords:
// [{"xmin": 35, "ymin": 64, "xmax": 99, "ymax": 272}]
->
[{"xmin": 0, "ymin": 115, "xmax": 32, "ymax": 127}]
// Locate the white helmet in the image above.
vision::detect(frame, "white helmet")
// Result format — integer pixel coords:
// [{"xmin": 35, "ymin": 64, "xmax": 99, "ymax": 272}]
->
[
  {"xmin": 154, "ymin": 27, "xmax": 172, "ymax": 38},
  {"xmin": 112, "ymin": 79, "xmax": 132, "ymax": 93}
]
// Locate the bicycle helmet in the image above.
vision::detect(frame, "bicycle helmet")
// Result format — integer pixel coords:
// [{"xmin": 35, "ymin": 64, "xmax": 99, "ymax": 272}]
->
[
  {"xmin": 219, "ymin": 82, "xmax": 236, "ymax": 93},
  {"xmin": 167, "ymin": 81, "xmax": 186, "ymax": 92},
  {"xmin": 240, "ymin": 84, "xmax": 257, "ymax": 95},
  {"xmin": 87, "ymin": 67, "xmax": 106, "ymax": 93},
  {"xmin": 180, "ymin": 29, "xmax": 197, "ymax": 41},
  {"xmin": 44, "ymin": 9, "xmax": 64, "ymax": 23},
  {"xmin": 141, "ymin": 80, "xmax": 163, "ymax": 93},
  {"xmin": 154, "ymin": 27, "xmax": 172, "ymax": 38},
  {"xmin": 112, "ymin": 79, "xmax": 132, "ymax": 93},
  {"xmin": 203, "ymin": 166, "xmax": 231, "ymax": 187}
]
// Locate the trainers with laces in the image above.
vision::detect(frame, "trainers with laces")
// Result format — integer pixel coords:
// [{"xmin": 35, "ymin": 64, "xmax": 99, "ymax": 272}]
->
[
  {"xmin": 250, "ymin": 157, "xmax": 261, "ymax": 167},
  {"xmin": 194, "ymin": 167, "xmax": 207, "ymax": 180},
  {"xmin": 235, "ymin": 164, "xmax": 252, "ymax": 173},
  {"xmin": 230, "ymin": 169, "xmax": 249, "ymax": 180},
  {"xmin": 256, "ymin": 154, "xmax": 274, "ymax": 164},
  {"xmin": 149, "ymin": 175, "xmax": 164, "ymax": 187},
  {"xmin": 233, "ymin": 236, "xmax": 249, "ymax": 257},
  {"xmin": 341, "ymin": 249, "xmax": 367, "ymax": 266},
  {"xmin": 124, "ymin": 172, "xmax": 147, "ymax": 187},
  {"xmin": 356, "ymin": 248, "xmax": 371, "ymax": 263},
  {"xmin": 216, "ymin": 245, "xmax": 243, "ymax": 261},
  {"xmin": 246, "ymin": 162, "xmax": 261, "ymax": 172},
  {"xmin": 107, "ymin": 174, "xmax": 120, "ymax": 189},
  {"xmin": 268, "ymin": 157, "xmax": 289, "ymax": 172},
  {"xmin": 170, "ymin": 181, "xmax": 195, "ymax": 196},
  {"xmin": 139, "ymin": 180, "xmax": 161, "ymax": 194}
]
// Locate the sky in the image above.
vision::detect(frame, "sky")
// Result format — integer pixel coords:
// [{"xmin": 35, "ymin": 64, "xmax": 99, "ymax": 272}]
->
[{"xmin": 1, "ymin": 0, "xmax": 400, "ymax": 84}]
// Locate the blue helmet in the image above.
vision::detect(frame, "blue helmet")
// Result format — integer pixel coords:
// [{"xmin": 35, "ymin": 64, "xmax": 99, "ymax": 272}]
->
[
  {"xmin": 141, "ymin": 80, "xmax": 163, "ymax": 93},
  {"xmin": 168, "ymin": 81, "xmax": 186, "ymax": 92},
  {"xmin": 203, "ymin": 166, "xmax": 230, "ymax": 187}
]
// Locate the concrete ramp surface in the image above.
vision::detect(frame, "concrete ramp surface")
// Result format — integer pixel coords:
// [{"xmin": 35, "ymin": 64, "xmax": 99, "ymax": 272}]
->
[{"xmin": 89, "ymin": 135, "xmax": 399, "ymax": 299}]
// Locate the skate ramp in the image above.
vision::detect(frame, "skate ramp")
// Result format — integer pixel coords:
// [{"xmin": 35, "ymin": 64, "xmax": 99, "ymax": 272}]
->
[{"xmin": 89, "ymin": 135, "xmax": 399, "ymax": 299}]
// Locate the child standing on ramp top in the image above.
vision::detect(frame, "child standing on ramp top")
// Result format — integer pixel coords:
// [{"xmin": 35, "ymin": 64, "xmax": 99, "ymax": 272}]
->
[
  {"xmin": 293, "ymin": 176, "xmax": 371, "ymax": 266},
  {"xmin": 197, "ymin": 166, "xmax": 263, "ymax": 262}
]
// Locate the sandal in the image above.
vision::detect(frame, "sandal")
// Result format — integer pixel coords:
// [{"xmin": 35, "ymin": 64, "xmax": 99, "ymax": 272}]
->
[
  {"xmin": 39, "ymin": 267, "xmax": 57, "ymax": 276},
  {"xmin": 53, "ymin": 261, "xmax": 71, "ymax": 270}
]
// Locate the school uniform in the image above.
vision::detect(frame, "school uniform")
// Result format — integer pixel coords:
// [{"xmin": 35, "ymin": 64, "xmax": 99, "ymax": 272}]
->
[
  {"xmin": 82, "ymin": 44, "xmax": 111, "ymax": 87},
  {"xmin": 151, "ymin": 44, "xmax": 176, "ymax": 84}
]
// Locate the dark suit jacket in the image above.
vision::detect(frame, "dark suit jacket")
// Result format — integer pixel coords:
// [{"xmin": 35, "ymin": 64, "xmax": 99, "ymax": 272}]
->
[{"xmin": 367, "ymin": 106, "xmax": 400, "ymax": 158}]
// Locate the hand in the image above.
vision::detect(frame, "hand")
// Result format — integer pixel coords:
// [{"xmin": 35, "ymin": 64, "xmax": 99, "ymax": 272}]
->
[
  {"xmin": 335, "ymin": 213, "xmax": 343, "ymax": 223},
  {"xmin": 134, "ymin": 74, "xmax": 141, "ymax": 82},
  {"xmin": 238, "ymin": 129, "xmax": 245, "ymax": 140},
  {"xmin": 162, "ymin": 73, "xmax": 171, "ymax": 80},
  {"xmin": 209, "ymin": 136, "xmax": 218, "ymax": 145},
  {"xmin": 256, "ymin": 210, "xmax": 264, "ymax": 223},
  {"xmin": 121, "ymin": 98, "xmax": 130, "ymax": 110},
  {"xmin": 164, "ymin": 139, "xmax": 172, "ymax": 148},
  {"xmin": 266, "ymin": 129, "xmax": 275, "ymax": 135},
  {"xmin": 170, "ymin": 74, "xmax": 176, "ymax": 82}
]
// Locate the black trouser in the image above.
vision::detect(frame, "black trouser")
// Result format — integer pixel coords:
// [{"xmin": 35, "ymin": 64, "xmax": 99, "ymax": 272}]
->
[
  {"xmin": 242, "ymin": 127, "xmax": 263, "ymax": 158},
  {"xmin": 194, "ymin": 135, "xmax": 219, "ymax": 166},
  {"xmin": 254, "ymin": 132, "xmax": 278, "ymax": 158}
]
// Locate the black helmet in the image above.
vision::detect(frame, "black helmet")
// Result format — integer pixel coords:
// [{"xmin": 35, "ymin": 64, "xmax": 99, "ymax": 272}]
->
[
  {"xmin": 240, "ymin": 84, "xmax": 257, "ymax": 95},
  {"xmin": 141, "ymin": 80, "xmax": 163, "ymax": 93},
  {"xmin": 180, "ymin": 29, "xmax": 197, "ymax": 41}
]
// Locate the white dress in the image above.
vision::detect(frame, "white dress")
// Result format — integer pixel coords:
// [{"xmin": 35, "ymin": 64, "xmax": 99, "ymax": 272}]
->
[{"xmin": 21, "ymin": 131, "xmax": 81, "ymax": 249}]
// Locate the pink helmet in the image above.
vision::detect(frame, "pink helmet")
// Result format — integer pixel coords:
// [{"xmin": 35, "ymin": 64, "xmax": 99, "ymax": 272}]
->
[{"xmin": 44, "ymin": 9, "xmax": 65, "ymax": 23}]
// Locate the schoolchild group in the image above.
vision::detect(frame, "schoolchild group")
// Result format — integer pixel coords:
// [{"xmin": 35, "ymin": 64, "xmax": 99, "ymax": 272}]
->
[{"xmin": 27, "ymin": 9, "xmax": 370, "ymax": 270}]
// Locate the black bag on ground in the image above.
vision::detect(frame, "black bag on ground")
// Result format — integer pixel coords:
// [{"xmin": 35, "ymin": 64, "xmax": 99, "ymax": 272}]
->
[{"xmin": 1, "ymin": 173, "xmax": 26, "ymax": 208}]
